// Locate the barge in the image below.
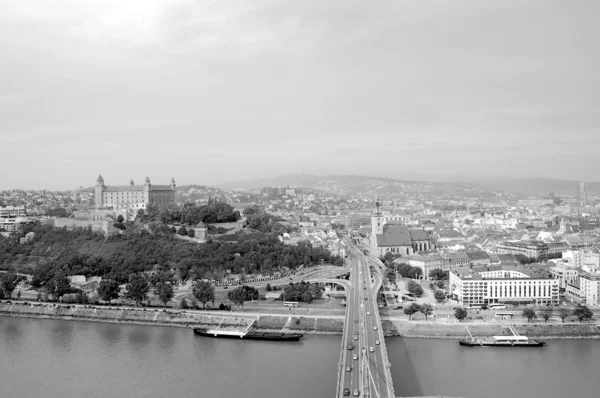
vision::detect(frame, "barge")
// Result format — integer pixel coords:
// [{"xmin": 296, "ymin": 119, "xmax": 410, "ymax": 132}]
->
[
  {"xmin": 458, "ymin": 326, "xmax": 546, "ymax": 348},
  {"xmin": 193, "ymin": 328, "xmax": 304, "ymax": 341}
]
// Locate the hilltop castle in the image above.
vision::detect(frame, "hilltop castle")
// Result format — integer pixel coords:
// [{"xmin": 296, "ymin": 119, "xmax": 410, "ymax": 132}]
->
[{"xmin": 94, "ymin": 175, "xmax": 176, "ymax": 210}]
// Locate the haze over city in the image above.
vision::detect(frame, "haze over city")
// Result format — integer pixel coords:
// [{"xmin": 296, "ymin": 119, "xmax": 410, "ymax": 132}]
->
[{"xmin": 1, "ymin": 0, "xmax": 599, "ymax": 190}]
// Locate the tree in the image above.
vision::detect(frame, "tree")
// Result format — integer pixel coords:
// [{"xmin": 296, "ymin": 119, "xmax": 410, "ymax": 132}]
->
[
  {"xmin": 227, "ymin": 285, "xmax": 259, "ymax": 309},
  {"xmin": 387, "ymin": 272, "xmax": 396, "ymax": 283},
  {"xmin": 406, "ymin": 280, "xmax": 424, "ymax": 297},
  {"xmin": 404, "ymin": 303, "xmax": 421, "ymax": 320},
  {"xmin": 436, "ymin": 281, "xmax": 445, "ymax": 289},
  {"xmin": 420, "ymin": 303, "xmax": 433, "ymax": 320},
  {"xmin": 429, "ymin": 268, "xmax": 446, "ymax": 281},
  {"xmin": 266, "ymin": 283, "xmax": 272, "ymax": 292},
  {"xmin": 193, "ymin": 280, "xmax": 215, "ymax": 309},
  {"xmin": 116, "ymin": 215, "xmax": 125, "ymax": 223},
  {"xmin": 48, "ymin": 272, "xmax": 71, "ymax": 301},
  {"xmin": 558, "ymin": 307, "xmax": 570, "ymax": 323},
  {"xmin": 540, "ymin": 307, "xmax": 554, "ymax": 323},
  {"xmin": 180, "ymin": 297, "xmax": 188, "ymax": 309},
  {"xmin": 522, "ymin": 308, "xmax": 537, "ymax": 323},
  {"xmin": 124, "ymin": 274, "xmax": 150, "ymax": 306},
  {"xmin": 434, "ymin": 290, "xmax": 446, "ymax": 303},
  {"xmin": 572, "ymin": 305, "xmax": 593, "ymax": 323},
  {"xmin": 187, "ymin": 228, "xmax": 195, "ymax": 238},
  {"xmin": 155, "ymin": 281, "xmax": 174, "ymax": 307},
  {"xmin": 178, "ymin": 226, "xmax": 188, "ymax": 236},
  {"xmin": 0, "ymin": 272, "xmax": 26, "ymax": 299},
  {"xmin": 228, "ymin": 286, "xmax": 247, "ymax": 309},
  {"xmin": 454, "ymin": 308, "xmax": 468, "ymax": 322},
  {"xmin": 97, "ymin": 280, "xmax": 120, "ymax": 304}
]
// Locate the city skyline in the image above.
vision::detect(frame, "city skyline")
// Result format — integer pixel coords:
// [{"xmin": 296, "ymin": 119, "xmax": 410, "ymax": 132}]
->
[{"xmin": 2, "ymin": 0, "xmax": 600, "ymax": 189}]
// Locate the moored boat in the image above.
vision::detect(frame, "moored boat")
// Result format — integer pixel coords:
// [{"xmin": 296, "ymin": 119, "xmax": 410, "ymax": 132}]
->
[
  {"xmin": 193, "ymin": 328, "xmax": 304, "ymax": 341},
  {"xmin": 458, "ymin": 326, "xmax": 546, "ymax": 348}
]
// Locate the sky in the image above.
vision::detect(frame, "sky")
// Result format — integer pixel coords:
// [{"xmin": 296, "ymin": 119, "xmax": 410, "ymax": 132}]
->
[{"xmin": 1, "ymin": 0, "xmax": 599, "ymax": 189}]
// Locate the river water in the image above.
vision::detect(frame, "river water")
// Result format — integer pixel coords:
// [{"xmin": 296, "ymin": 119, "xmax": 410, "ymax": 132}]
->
[{"xmin": 1, "ymin": 317, "xmax": 599, "ymax": 398}]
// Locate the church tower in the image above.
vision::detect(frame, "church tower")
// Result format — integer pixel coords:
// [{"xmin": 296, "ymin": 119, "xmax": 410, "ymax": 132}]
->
[
  {"xmin": 95, "ymin": 174, "xmax": 105, "ymax": 209},
  {"xmin": 371, "ymin": 198, "xmax": 384, "ymax": 235},
  {"xmin": 371, "ymin": 199, "xmax": 384, "ymax": 255}
]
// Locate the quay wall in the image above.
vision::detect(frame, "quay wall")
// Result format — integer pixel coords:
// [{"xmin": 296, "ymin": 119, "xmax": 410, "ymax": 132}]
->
[
  {"xmin": 382, "ymin": 320, "xmax": 600, "ymax": 339},
  {"xmin": 1, "ymin": 302, "xmax": 598, "ymax": 339}
]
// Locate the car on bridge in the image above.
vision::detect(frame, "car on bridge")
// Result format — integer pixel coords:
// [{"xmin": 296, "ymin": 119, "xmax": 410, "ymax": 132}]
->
[
  {"xmin": 353, "ymin": 354, "xmax": 358, "ymax": 360},
  {"xmin": 346, "ymin": 365, "xmax": 352, "ymax": 372},
  {"xmin": 373, "ymin": 326, "xmax": 378, "ymax": 330},
  {"xmin": 343, "ymin": 388, "xmax": 350, "ymax": 396},
  {"xmin": 353, "ymin": 389, "xmax": 360, "ymax": 396},
  {"xmin": 369, "ymin": 346, "xmax": 374, "ymax": 352},
  {"xmin": 375, "ymin": 340, "xmax": 380, "ymax": 345}
]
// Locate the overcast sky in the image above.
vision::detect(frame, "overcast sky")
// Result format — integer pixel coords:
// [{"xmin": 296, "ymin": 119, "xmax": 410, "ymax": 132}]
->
[{"xmin": 1, "ymin": 0, "xmax": 599, "ymax": 189}]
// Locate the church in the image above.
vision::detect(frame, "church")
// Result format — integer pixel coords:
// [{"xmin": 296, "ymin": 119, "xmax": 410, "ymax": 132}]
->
[
  {"xmin": 94, "ymin": 175, "xmax": 176, "ymax": 210},
  {"xmin": 370, "ymin": 200, "xmax": 434, "ymax": 257}
]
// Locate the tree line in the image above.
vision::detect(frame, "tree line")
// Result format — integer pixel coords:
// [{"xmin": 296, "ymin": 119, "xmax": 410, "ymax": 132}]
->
[{"xmin": 1, "ymin": 223, "xmax": 342, "ymax": 286}]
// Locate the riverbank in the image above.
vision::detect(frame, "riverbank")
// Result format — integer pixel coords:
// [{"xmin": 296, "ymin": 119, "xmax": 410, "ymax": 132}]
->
[
  {"xmin": 0, "ymin": 301, "xmax": 345, "ymax": 335},
  {"xmin": 382, "ymin": 319, "xmax": 600, "ymax": 340},
  {"xmin": 2, "ymin": 302, "xmax": 599, "ymax": 339}
]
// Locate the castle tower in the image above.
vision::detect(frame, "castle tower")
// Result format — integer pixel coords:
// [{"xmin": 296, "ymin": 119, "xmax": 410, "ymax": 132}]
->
[
  {"xmin": 130, "ymin": 179, "xmax": 134, "ymax": 186},
  {"xmin": 143, "ymin": 176, "xmax": 151, "ymax": 205},
  {"xmin": 95, "ymin": 174, "xmax": 105, "ymax": 209}
]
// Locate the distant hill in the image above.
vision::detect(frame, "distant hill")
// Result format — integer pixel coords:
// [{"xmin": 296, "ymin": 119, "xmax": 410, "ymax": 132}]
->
[
  {"xmin": 218, "ymin": 174, "xmax": 419, "ymax": 190},
  {"xmin": 217, "ymin": 174, "xmax": 600, "ymax": 197},
  {"xmin": 471, "ymin": 178, "xmax": 600, "ymax": 196}
]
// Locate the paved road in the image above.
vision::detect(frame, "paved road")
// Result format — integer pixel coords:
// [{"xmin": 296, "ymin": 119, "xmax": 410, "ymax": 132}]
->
[{"xmin": 337, "ymin": 243, "xmax": 395, "ymax": 398}]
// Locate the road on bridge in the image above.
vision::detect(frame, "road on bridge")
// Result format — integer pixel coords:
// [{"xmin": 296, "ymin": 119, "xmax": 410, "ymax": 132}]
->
[{"xmin": 337, "ymin": 242, "xmax": 395, "ymax": 398}]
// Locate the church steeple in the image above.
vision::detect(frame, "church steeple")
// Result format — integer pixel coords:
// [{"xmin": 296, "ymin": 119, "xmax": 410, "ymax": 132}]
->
[
  {"xmin": 130, "ymin": 179, "xmax": 134, "ymax": 186},
  {"xmin": 96, "ymin": 174, "xmax": 104, "ymax": 186}
]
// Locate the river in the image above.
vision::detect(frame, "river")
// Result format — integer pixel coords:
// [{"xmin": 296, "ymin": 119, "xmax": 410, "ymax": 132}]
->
[{"xmin": 1, "ymin": 317, "xmax": 599, "ymax": 398}]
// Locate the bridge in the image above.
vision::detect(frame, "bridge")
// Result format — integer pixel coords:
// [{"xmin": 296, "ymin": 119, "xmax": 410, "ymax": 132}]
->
[
  {"xmin": 336, "ymin": 243, "xmax": 395, "ymax": 398},
  {"xmin": 306, "ymin": 243, "xmax": 460, "ymax": 398}
]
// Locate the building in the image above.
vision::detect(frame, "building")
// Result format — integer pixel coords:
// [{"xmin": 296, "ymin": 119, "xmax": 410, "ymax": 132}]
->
[
  {"xmin": 548, "ymin": 262, "xmax": 579, "ymax": 291},
  {"xmin": 443, "ymin": 252, "xmax": 471, "ymax": 267},
  {"xmin": 497, "ymin": 241, "xmax": 548, "ymax": 258},
  {"xmin": 466, "ymin": 251, "xmax": 492, "ymax": 266},
  {"xmin": 371, "ymin": 201, "xmax": 434, "ymax": 257},
  {"xmin": 94, "ymin": 175, "xmax": 176, "ymax": 210},
  {"xmin": 450, "ymin": 265, "xmax": 559, "ymax": 307},
  {"xmin": 0, "ymin": 205, "xmax": 31, "ymax": 233},
  {"xmin": 579, "ymin": 271, "xmax": 600, "ymax": 306},
  {"xmin": 405, "ymin": 254, "xmax": 447, "ymax": 277},
  {"xmin": 577, "ymin": 181, "xmax": 588, "ymax": 207},
  {"xmin": 0, "ymin": 206, "xmax": 27, "ymax": 218}
]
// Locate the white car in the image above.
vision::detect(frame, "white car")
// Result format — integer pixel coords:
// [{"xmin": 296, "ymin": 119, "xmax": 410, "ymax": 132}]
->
[
  {"xmin": 366, "ymin": 312, "xmax": 371, "ymax": 316},
  {"xmin": 375, "ymin": 340, "xmax": 380, "ymax": 345},
  {"xmin": 369, "ymin": 347, "xmax": 374, "ymax": 352}
]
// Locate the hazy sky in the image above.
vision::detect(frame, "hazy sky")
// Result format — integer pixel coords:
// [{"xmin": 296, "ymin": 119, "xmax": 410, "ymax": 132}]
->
[{"xmin": 1, "ymin": 0, "xmax": 599, "ymax": 189}]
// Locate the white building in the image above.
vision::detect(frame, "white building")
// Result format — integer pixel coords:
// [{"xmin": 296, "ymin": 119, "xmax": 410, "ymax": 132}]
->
[
  {"xmin": 579, "ymin": 272, "xmax": 600, "ymax": 306},
  {"xmin": 450, "ymin": 265, "xmax": 559, "ymax": 307}
]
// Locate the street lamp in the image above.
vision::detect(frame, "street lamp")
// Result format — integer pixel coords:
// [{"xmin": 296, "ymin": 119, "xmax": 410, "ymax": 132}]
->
[{"xmin": 320, "ymin": 258, "xmax": 324, "ymax": 278}]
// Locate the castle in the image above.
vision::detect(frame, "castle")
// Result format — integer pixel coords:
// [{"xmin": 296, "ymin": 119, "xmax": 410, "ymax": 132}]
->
[
  {"xmin": 94, "ymin": 175, "xmax": 176, "ymax": 210},
  {"xmin": 370, "ymin": 200, "xmax": 434, "ymax": 257}
]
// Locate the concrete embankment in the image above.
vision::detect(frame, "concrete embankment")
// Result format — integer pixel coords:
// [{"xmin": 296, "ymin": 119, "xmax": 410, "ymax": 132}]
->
[
  {"xmin": 382, "ymin": 319, "xmax": 600, "ymax": 339},
  {"xmin": 2, "ymin": 302, "xmax": 598, "ymax": 339},
  {"xmin": 0, "ymin": 302, "xmax": 346, "ymax": 334}
]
